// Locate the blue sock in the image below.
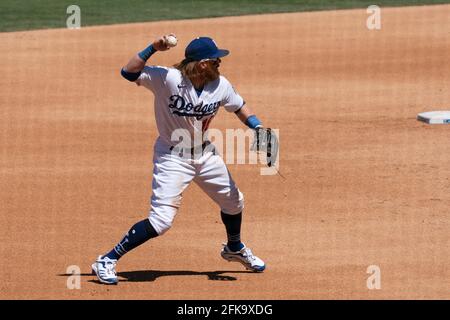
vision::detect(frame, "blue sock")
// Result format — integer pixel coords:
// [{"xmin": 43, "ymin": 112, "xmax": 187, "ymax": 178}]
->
[
  {"xmin": 103, "ymin": 219, "xmax": 158, "ymax": 260},
  {"xmin": 221, "ymin": 211, "xmax": 244, "ymax": 252}
]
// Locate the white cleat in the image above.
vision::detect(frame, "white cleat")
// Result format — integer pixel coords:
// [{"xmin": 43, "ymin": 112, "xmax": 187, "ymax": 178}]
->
[
  {"xmin": 91, "ymin": 255, "xmax": 118, "ymax": 285},
  {"xmin": 221, "ymin": 243, "xmax": 266, "ymax": 272}
]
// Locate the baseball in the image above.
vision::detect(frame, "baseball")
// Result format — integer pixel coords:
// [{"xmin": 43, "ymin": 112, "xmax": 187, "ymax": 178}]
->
[{"xmin": 166, "ymin": 35, "xmax": 178, "ymax": 47}]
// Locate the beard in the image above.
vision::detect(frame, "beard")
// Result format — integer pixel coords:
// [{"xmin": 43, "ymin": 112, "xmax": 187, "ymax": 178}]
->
[{"xmin": 203, "ymin": 64, "xmax": 220, "ymax": 82}]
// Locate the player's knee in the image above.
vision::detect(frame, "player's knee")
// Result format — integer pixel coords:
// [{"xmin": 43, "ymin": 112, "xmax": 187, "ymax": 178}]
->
[
  {"xmin": 148, "ymin": 214, "xmax": 172, "ymax": 235},
  {"xmin": 148, "ymin": 206, "xmax": 177, "ymax": 235},
  {"xmin": 221, "ymin": 189, "xmax": 244, "ymax": 215}
]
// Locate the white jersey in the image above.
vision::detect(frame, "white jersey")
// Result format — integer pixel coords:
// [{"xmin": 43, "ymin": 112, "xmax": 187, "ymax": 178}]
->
[{"xmin": 136, "ymin": 66, "xmax": 244, "ymax": 147}]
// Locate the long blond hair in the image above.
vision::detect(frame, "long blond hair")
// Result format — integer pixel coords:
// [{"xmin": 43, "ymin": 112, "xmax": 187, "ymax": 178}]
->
[{"xmin": 173, "ymin": 59, "xmax": 202, "ymax": 79}]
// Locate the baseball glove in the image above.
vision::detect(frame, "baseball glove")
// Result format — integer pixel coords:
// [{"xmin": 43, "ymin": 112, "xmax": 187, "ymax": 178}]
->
[{"xmin": 250, "ymin": 127, "xmax": 279, "ymax": 167}]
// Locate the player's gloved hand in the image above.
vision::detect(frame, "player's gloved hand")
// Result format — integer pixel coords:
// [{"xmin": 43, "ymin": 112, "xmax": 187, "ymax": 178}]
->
[
  {"xmin": 250, "ymin": 127, "xmax": 279, "ymax": 167},
  {"xmin": 152, "ymin": 34, "xmax": 177, "ymax": 51}
]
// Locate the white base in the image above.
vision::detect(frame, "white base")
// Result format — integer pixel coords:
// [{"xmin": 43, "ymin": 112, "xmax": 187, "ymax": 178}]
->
[{"xmin": 417, "ymin": 111, "xmax": 450, "ymax": 124}]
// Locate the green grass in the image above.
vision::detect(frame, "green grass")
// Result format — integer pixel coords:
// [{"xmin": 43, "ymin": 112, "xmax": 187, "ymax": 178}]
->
[{"xmin": 1, "ymin": 0, "xmax": 450, "ymax": 32}]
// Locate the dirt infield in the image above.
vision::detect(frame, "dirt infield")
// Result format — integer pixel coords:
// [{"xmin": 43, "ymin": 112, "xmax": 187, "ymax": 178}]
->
[{"xmin": 1, "ymin": 5, "xmax": 450, "ymax": 299}]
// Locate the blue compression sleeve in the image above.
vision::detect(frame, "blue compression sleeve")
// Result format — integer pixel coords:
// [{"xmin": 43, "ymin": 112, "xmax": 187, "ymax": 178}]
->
[
  {"xmin": 245, "ymin": 115, "xmax": 262, "ymax": 129},
  {"xmin": 138, "ymin": 43, "xmax": 156, "ymax": 61},
  {"xmin": 121, "ymin": 68, "xmax": 141, "ymax": 82}
]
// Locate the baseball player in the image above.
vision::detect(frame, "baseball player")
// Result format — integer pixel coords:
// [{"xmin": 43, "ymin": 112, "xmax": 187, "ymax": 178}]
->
[{"xmin": 92, "ymin": 34, "xmax": 266, "ymax": 285}]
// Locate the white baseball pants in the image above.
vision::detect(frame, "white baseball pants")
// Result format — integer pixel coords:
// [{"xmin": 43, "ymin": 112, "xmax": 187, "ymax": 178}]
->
[{"xmin": 148, "ymin": 137, "xmax": 244, "ymax": 235}]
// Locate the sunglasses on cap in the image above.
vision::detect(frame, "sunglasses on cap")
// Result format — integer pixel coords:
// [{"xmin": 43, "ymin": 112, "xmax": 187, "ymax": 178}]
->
[{"xmin": 200, "ymin": 57, "xmax": 221, "ymax": 63}]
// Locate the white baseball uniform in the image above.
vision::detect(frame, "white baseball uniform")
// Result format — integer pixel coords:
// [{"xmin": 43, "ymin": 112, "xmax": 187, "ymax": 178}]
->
[{"xmin": 136, "ymin": 66, "xmax": 245, "ymax": 235}]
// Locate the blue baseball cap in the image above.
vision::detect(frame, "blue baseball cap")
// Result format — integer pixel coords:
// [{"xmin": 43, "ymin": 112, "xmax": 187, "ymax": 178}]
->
[{"xmin": 185, "ymin": 37, "xmax": 229, "ymax": 61}]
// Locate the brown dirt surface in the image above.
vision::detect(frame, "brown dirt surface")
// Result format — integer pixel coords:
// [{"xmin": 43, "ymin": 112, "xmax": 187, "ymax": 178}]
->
[{"xmin": 1, "ymin": 5, "xmax": 450, "ymax": 299}]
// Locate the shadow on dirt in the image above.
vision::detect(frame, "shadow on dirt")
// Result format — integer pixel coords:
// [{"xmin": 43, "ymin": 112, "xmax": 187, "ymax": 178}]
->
[
  {"xmin": 118, "ymin": 270, "xmax": 253, "ymax": 282},
  {"xmin": 60, "ymin": 269, "xmax": 255, "ymax": 284}
]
